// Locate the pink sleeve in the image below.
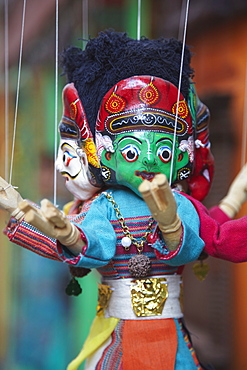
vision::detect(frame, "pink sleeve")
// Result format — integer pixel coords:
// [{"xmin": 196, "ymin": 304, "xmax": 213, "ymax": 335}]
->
[
  {"xmin": 183, "ymin": 194, "xmax": 247, "ymax": 263},
  {"xmin": 208, "ymin": 205, "xmax": 231, "ymax": 225}
]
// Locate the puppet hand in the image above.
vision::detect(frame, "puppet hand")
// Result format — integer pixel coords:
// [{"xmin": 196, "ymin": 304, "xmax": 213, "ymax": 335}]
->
[
  {"xmin": 138, "ymin": 174, "xmax": 182, "ymax": 251},
  {"xmin": 18, "ymin": 199, "xmax": 85, "ymax": 252},
  {"xmin": 219, "ymin": 163, "xmax": 247, "ymax": 218},
  {"xmin": 0, "ymin": 176, "xmax": 24, "ymax": 220}
]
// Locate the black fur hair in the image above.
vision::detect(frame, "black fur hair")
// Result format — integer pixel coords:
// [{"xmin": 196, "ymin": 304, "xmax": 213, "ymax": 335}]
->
[{"xmin": 61, "ymin": 29, "xmax": 194, "ymax": 136}]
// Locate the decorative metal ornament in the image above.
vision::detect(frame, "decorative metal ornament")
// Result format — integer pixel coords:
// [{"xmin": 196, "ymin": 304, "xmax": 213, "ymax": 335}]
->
[
  {"xmin": 97, "ymin": 283, "xmax": 113, "ymax": 316},
  {"xmin": 130, "ymin": 278, "xmax": 169, "ymax": 317}
]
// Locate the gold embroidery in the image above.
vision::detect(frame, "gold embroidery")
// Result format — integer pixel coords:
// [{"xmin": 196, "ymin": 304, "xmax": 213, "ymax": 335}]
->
[
  {"xmin": 97, "ymin": 283, "xmax": 113, "ymax": 316},
  {"xmin": 130, "ymin": 278, "xmax": 168, "ymax": 317}
]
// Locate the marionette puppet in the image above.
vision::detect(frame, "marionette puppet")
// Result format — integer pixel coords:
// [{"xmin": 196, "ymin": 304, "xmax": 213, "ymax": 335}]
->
[
  {"xmin": 58, "ymin": 30, "xmax": 247, "ymax": 263},
  {"xmin": 14, "ymin": 80, "xmax": 209, "ymax": 370},
  {"xmin": 1, "ymin": 31, "xmax": 245, "ymax": 264},
  {"xmin": 1, "ymin": 30, "xmax": 247, "ymax": 370},
  {"xmin": 0, "ymin": 83, "xmax": 104, "ymax": 293},
  {"xmin": 5, "ymin": 31, "xmax": 247, "ymax": 370}
]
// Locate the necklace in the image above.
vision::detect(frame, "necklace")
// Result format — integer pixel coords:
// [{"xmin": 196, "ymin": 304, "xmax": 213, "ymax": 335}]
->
[{"xmin": 104, "ymin": 192, "xmax": 155, "ymax": 278}]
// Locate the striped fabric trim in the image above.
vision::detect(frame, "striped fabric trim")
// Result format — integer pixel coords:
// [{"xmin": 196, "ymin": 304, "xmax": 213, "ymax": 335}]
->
[
  {"xmin": 67, "ymin": 193, "xmax": 101, "ymax": 223},
  {"xmin": 7, "ymin": 221, "xmax": 61, "ymax": 261},
  {"xmin": 5, "ymin": 195, "xmax": 101, "ymax": 263},
  {"xmin": 98, "ymin": 252, "xmax": 179, "ymax": 279},
  {"xmin": 110, "ymin": 216, "xmax": 155, "ymax": 239},
  {"xmin": 178, "ymin": 319, "xmax": 202, "ymax": 370},
  {"xmin": 67, "ymin": 193, "xmax": 101, "ymax": 215},
  {"xmin": 97, "ymin": 216, "xmax": 179, "ymax": 279},
  {"xmin": 95, "ymin": 321, "xmax": 123, "ymax": 370},
  {"xmin": 67, "ymin": 212, "xmax": 87, "ymax": 224}
]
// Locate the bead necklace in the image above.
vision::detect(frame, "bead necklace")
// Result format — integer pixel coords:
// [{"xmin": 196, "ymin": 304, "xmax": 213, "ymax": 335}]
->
[{"xmin": 104, "ymin": 192, "xmax": 155, "ymax": 278}]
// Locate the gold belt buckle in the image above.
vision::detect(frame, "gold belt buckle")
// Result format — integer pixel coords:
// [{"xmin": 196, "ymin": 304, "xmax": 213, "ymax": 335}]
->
[{"xmin": 130, "ymin": 278, "xmax": 168, "ymax": 317}]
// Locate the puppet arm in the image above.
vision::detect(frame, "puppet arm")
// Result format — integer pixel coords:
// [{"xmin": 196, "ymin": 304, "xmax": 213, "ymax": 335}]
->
[
  {"xmin": 139, "ymin": 174, "xmax": 182, "ymax": 251},
  {"xmin": 219, "ymin": 163, "xmax": 247, "ymax": 218},
  {"xmin": 18, "ymin": 198, "xmax": 85, "ymax": 254},
  {"xmin": 0, "ymin": 177, "xmax": 63, "ymax": 261},
  {"xmin": 0, "ymin": 176, "xmax": 25, "ymax": 220}
]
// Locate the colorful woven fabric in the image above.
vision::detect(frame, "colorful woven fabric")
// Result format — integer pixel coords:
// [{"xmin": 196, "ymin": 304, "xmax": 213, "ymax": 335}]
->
[
  {"xmin": 97, "ymin": 218, "xmax": 180, "ymax": 279},
  {"xmin": 67, "ymin": 316, "xmax": 119, "ymax": 370},
  {"xmin": 178, "ymin": 320, "xmax": 202, "ymax": 369},
  {"xmin": 60, "ymin": 187, "xmax": 205, "ymax": 369},
  {"xmin": 5, "ymin": 193, "xmax": 101, "ymax": 262},
  {"xmin": 78, "ymin": 317, "xmax": 202, "ymax": 370},
  {"xmin": 5, "ymin": 219, "xmax": 60, "ymax": 261},
  {"xmin": 58, "ymin": 187, "xmax": 204, "ymax": 268},
  {"xmin": 96, "ymin": 321, "xmax": 123, "ymax": 370}
]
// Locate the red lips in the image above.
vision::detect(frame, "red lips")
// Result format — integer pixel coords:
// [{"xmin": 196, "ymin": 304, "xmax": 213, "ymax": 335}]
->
[{"xmin": 135, "ymin": 171, "xmax": 158, "ymax": 181}]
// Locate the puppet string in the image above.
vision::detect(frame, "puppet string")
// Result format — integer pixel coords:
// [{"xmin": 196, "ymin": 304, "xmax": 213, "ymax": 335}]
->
[
  {"xmin": 4, "ymin": 0, "xmax": 9, "ymax": 181},
  {"xmin": 169, "ymin": 0, "xmax": 190, "ymax": 186},
  {"xmin": 82, "ymin": 0, "xmax": 89, "ymax": 50},
  {"xmin": 178, "ymin": 0, "xmax": 187, "ymax": 41},
  {"xmin": 1, "ymin": 185, "xmax": 18, "ymax": 191},
  {"xmin": 53, "ymin": 0, "xmax": 59, "ymax": 207},
  {"xmin": 9, "ymin": 0, "xmax": 27, "ymax": 186},
  {"xmin": 137, "ymin": 0, "xmax": 141, "ymax": 40}
]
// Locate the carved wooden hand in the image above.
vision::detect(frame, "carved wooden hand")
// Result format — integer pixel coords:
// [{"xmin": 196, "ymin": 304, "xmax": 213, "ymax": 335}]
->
[{"xmin": 139, "ymin": 174, "xmax": 182, "ymax": 251}]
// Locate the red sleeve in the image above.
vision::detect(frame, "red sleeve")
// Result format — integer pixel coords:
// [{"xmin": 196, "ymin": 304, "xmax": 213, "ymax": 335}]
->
[
  {"xmin": 208, "ymin": 205, "xmax": 231, "ymax": 225},
  {"xmin": 183, "ymin": 194, "xmax": 247, "ymax": 263}
]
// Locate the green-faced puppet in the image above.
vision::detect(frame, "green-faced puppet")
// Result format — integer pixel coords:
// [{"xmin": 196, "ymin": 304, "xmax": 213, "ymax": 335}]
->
[{"xmin": 96, "ymin": 75, "xmax": 211, "ymax": 197}]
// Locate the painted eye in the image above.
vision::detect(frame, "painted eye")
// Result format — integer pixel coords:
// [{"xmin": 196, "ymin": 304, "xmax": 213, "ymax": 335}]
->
[
  {"xmin": 120, "ymin": 144, "xmax": 140, "ymax": 162},
  {"xmin": 63, "ymin": 150, "xmax": 76, "ymax": 166},
  {"xmin": 157, "ymin": 146, "xmax": 172, "ymax": 163}
]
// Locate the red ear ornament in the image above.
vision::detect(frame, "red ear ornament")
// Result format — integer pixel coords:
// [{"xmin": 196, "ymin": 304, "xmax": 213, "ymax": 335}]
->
[{"xmin": 187, "ymin": 100, "xmax": 214, "ymax": 201}]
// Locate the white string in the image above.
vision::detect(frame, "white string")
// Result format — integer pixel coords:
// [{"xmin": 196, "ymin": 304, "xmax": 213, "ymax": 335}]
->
[
  {"xmin": 4, "ymin": 0, "xmax": 9, "ymax": 181},
  {"xmin": 169, "ymin": 0, "xmax": 190, "ymax": 185},
  {"xmin": 178, "ymin": 0, "xmax": 187, "ymax": 41},
  {"xmin": 241, "ymin": 59, "xmax": 247, "ymax": 167},
  {"xmin": 9, "ymin": 0, "xmax": 27, "ymax": 186},
  {"xmin": 137, "ymin": 0, "xmax": 141, "ymax": 40},
  {"xmin": 53, "ymin": 0, "xmax": 59, "ymax": 206},
  {"xmin": 82, "ymin": 0, "xmax": 88, "ymax": 49}
]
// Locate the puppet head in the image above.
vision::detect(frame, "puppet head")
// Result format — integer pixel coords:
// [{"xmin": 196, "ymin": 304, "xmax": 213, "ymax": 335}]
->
[
  {"xmin": 56, "ymin": 83, "xmax": 103, "ymax": 200},
  {"xmin": 61, "ymin": 30, "xmax": 214, "ymax": 200},
  {"xmin": 95, "ymin": 75, "xmax": 195, "ymax": 195}
]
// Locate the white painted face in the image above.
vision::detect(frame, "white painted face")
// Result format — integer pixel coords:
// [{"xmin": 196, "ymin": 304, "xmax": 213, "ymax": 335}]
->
[{"xmin": 55, "ymin": 138, "xmax": 97, "ymax": 200}]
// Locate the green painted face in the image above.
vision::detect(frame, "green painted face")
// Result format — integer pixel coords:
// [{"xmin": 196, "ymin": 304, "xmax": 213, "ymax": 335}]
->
[{"xmin": 101, "ymin": 131, "xmax": 190, "ymax": 195}]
